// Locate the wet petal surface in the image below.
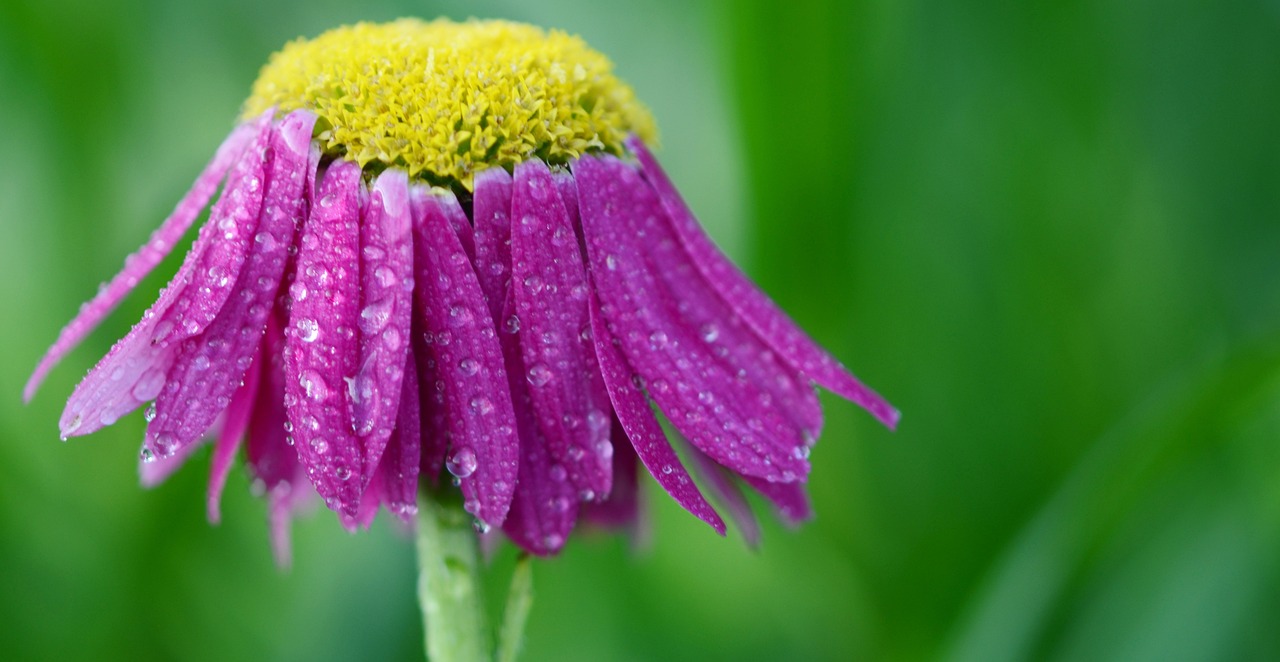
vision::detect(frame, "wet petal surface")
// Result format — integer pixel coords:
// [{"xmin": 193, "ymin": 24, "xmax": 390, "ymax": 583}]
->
[
  {"xmin": 283, "ymin": 158, "xmax": 364, "ymax": 517},
  {"xmin": 145, "ymin": 111, "xmax": 315, "ymax": 459},
  {"xmin": 412, "ymin": 186, "xmax": 519, "ymax": 527},
  {"xmin": 628, "ymin": 136, "xmax": 899, "ymax": 429},
  {"xmin": 576, "ymin": 154, "xmax": 810, "ymax": 484},
  {"xmin": 589, "ymin": 296, "xmax": 724, "ymax": 534},
  {"xmin": 59, "ymin": 116, "xmax": 274, "ymax": 439},
  {"xmin": 26, "ymin": 112, "xmax": 271, "ymax": 402},
  {"xmin": 511, "ymin": 159, "xmax": 612, "ymax": 499}
]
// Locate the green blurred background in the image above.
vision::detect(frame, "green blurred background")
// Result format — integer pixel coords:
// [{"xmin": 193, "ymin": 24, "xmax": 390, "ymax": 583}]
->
[{"xmin": 3, "ymin": 0, "xmax": 1280, "ymax": 660}]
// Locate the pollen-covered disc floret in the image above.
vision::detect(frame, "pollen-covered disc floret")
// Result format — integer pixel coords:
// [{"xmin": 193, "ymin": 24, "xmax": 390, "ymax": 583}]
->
[
  {"xmin": 243, "ymin": 18, "xmax": 658, "ymax": 188},
  {"xmin": 29, "ymin": 18, "xmax": 898, "ymax": 564}
]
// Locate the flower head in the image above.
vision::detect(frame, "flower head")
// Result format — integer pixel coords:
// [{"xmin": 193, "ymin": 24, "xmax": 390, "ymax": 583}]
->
[{"xmin": 27, "ymin": 18, "xmax": 897, "ymax": 562}]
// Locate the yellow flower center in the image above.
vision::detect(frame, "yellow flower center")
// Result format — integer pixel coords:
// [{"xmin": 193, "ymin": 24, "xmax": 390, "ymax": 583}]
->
[{"xmin": 243, "ymin": 18, "xmax": 658, "ymax": 189}]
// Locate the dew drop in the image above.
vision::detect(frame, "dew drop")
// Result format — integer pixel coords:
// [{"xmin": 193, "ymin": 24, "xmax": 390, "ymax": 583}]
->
[
  {"xmin": 700, "ymin": 323, "xmax": 720, "ymax": 343},
  {"xmin": 458, "ymin": 358, "xmax": 480, "ymax": 376},
  {"xmin": 503, "ymin": 315, "xmax": 521, "ymax": 334},
  {"xmin": 549, "ymin": 464, "xmax": 568, "ymax": 482},
  {"xmin": 143, "ymin": 403, "xmax": 157, "ymax": 422},
  {"xmin": 527, "ymin": 364, "xmax": 553, "ymax": 387},
  {"xmin": 139, "ymin": 447, "xmax": 156, "ymax": 463},
  {"xmin": 447, "ymin": 447, "xmax": 478, "ymax": 478},
  {"xmin": 299, "ymin": 370, "xmax": 331, "ymax": 400},
  {"xmin": 296, "ymin": 318, "xmax": 320, "ymax": 342},
  {"xmin": 449, "ymin": 304, "xmax": 474, "ymax": 326},
  {"xmin": 359, "ymin": 299, "xmax": 393, "ymax": 334},
  {"xmin": 335, "ymin": 465, "xmax": 352, "ymax": 480},
  {"xmin": 311, "ymin": 437, "xmax": 329, "ymax": 454},
  {"xmin": 470, "ymin": 396, "xmax": 494, "ymax": 415}
]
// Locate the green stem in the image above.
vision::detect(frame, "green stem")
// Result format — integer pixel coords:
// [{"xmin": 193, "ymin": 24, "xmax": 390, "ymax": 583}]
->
[
  {"xmin": 496, "ymin": 555, "xmax": 534, "ymax": 662},
  {"xmin": 416, "ymin": 492, "xmax": 489, "ymax": 662}
]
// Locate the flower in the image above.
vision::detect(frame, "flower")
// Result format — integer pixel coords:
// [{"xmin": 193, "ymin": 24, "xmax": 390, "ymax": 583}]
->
[{"xmin": 26, "ymin": 18, "xmax": 897, "ymax": 561}]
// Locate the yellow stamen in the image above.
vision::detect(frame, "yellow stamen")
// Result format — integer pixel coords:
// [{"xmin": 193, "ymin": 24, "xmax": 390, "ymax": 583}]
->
[{"xmin": 243, "ymin": 18, "xmax": 658, "ymax": 189}]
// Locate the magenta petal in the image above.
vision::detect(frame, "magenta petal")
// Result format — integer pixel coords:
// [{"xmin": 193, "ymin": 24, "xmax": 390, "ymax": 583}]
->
[
  {"xmin": 589, "ymin": 296, "xmax": 724, "ymax": 535},
  {"xmin": 414, "ymin": 323, "xmax": 449, "ymax": 484},
  {"xmin": 138, "ymin": 434, "xmax": 204, "ymax": 488},
  {"xmin": 741, "ymin": 475, "xmax": 812, "ymax": 526},
  {"xmin": 144, "ymin": 110, "xmax": 316, "ymax": 459},
  {"xmin": 283, "ymin": 158, "xmax": 365, "ymax": 516},
  {"xmin": 472, "ymin": 167, "xmax": 514, "ymax": 321},
  {"xmin": 581, "ymin": 417, "xmax": 642, "ymax": 532},
  {"xmin": 246, "ymin": 317, "xmax": 314, "ymax": 566},
  {"xmin": 576, "ymin": 154, "xmax": 810, "ymax": 483},
  {"xmin": 500, "ymin": 293, "xmax": 579, "ymax": 556},
  {"xmin": 350, "ymin": 170, "xmax": 414, "ymax": 491},
  {"xmin": 59, "ymin": 116, "xmax": 274, "ymax": 439},
  {"xmin": 412, "ymin": 185, "xmax": 519, "ymax": 527},
  {"xmin": 683, "ymin": 442, "xmax": 762, "ymax": 547},
  {"xmin": 627, "ymin": 137, "xmax": 899, "ymax": 429},
  {"xmin": 512, "ymin": 160, "xmax": 612, "ymax": 499},
  {"xmin": 206, "ymin": 342, "xmax": 263, "ymax": 523},
  {"xmin": 25, "ymin": 111, "xmax": 271, "ymax": 402},
  {"xmin": 380, "ymin": 345, "xmax": 422, "ymax": 524}
]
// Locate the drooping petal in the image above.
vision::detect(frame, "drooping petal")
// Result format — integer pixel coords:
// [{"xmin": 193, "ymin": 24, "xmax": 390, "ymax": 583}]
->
[
  {"xmin": 350, "ymin": 170, "xmax": 414, "ymax": 493},
  {"xmin": 581, "ymin": 416, "xmax": 642, "ymax": 533},
  {"xmin": 589, "ymin": 296, "xmax": 724, "ymax": 535},
  {"xmin": 414, "ymin": 318, "xmax": 448, "ymax": 484},
  {"xmin": 500, "ymin": 294, "xmax": 579, "ymax": 556},
  {"xmin": 144, "ymin": 110, "xmax": 316, "ymax": 459},
  {"xmin": 741, "ymin": 474, "xmax": 813, "ymax": 526},
  {"xmin": 138, "ymin": 433, "xmax": 204, "ymax": 488},
  {"xmin": 627, "ymin": 137, "xmax": 899, "ymax": 429},
  {"xmin": 248, "ymin": 311, "xmax": 314, "ymax": 568},
  {"xmin": 472, "ymin": 166, "xmax": 514, "ymax": 322},
  {"xmin": 412, "ymin": 185, "xmax": 519, "ymax": 527},
  {"xmin": 576, "ymin": 154, "xmax": 810, "ymax": 483},
  {"xmin": 25, "ymin": 111, "xmax": 272, "ymax": 402},
  {"xmin": 59, "ymin": 116, "xmax": 274, "ymax": 439},
  {"xmin": 206, "ymin": 342, "xmax": 263, "ymax": 522},
  {"xmin": 380, "ymin": 345, "xmax": 422, "ymax": 523},
  {"xmin": 683, "ymin": 442, "xmax": 762, "ymax": 548},
  {"xmin": 512, "ymin": 159, "xmax": 612, "ymax": 499},
  {"xmin": 283, "ymin": 158, "xmax": 364, "ymax": 516}
]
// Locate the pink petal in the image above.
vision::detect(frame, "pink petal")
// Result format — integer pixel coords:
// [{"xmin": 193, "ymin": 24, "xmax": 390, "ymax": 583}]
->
[
  {"xmin": 683, "ymin": 442, "xmax": 762, "ymax": 547},
  {"xmin": 627, "ymin": 137, "xmax": 899, "ymax": 429},
  {"xmin": 144, "ymin": 110, "xmax": 316, "ymax": 459},
  {"xmin": 589, "ymin": 295, "xmax": 724, "ymax": 535},
  {"xmin": 282, "ymin": 158, "xmax": 365, "ymax": 517},
  {"xmin": 511, "ymin": 159, "xmax": 612, "ymax": 499},
  {"xmin": 25, "ymin": 111, "xmax": 272, "ymax": 402},
  {"xmin": 59, "ymin": 116, "xmax": 274, "ymax": 439},
  {"xmin": 138, "ymin": 433, "xmax": 205, "ymax": 488},
  {"xmin": 411, "ymin": 185, "xmax": 519, "ymax": 527},
  {"xmin": 472, "ymin": 167, "xmax": 514, "ymax": 322},
  {"xmin": 413, "ymin": 319, "xmax": 448, "ymax": 485},
  {"xmin": 350, "ymin": 170, "xmax": 414, "ymax": 492},
  {"xmin": 500, "ymin": 293, "xmax": 579, "ymax": 556},
  {"xmin": 741, "ymin": 474, "xmax": 813, "ymax": 526},
  {"xmin": 205, "ymin": 339, "xmax": 264, "ymax": 523},
  {"xmin": 575, "ymin": 154, "xmax": 810, "ymax": 483},
  {"xmin": 248, "ymin": 311, "xmax": 315, "ymax": 568},
  {"xmin": 581, "ymin": 417, "xmax": 642, "ymax": 532},
  {"xmin": 380, "ymin": 345, "xmax": 422, "ymax": 524}
]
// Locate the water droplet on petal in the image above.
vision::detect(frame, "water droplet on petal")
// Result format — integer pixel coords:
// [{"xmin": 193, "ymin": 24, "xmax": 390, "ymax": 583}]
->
[
  {"xmin": 458, "ymin": 358, "xmax": 480, "ymax": 376},
  {"xmin": 447, "ymin": 447, "xmax": 478, "ymax": 478},
  {"xmin": 503, "ymin": 315, "xmax": 521, "ymax": 334},
  {"xmin": 299, "ymin": 370, "xmax": 331, "ymax": 400},
  {"xmin": 527, "ymin": 364, "xmax": 553, "ymax": 387},
  {"xmin": 296, "ymin": 318, "xmax": 320, "ymax": 342}
]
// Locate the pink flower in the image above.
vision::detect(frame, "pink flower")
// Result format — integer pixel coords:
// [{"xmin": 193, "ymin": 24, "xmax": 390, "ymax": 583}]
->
[{"xmin": 26, "ymin": 19, "xmax": 897, "ymax": 563}]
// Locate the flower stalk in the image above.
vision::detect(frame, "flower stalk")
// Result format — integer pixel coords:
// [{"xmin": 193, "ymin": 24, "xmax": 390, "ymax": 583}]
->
[{"xmin": 416, "ymin": 491, "xmax": 490, "ymax": 662}]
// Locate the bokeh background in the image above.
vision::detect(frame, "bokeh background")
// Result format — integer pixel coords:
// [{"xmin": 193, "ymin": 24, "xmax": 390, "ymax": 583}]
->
[{"xmin": 3, "ymin": 0, "xmax": 1280, "ymax": 660}]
